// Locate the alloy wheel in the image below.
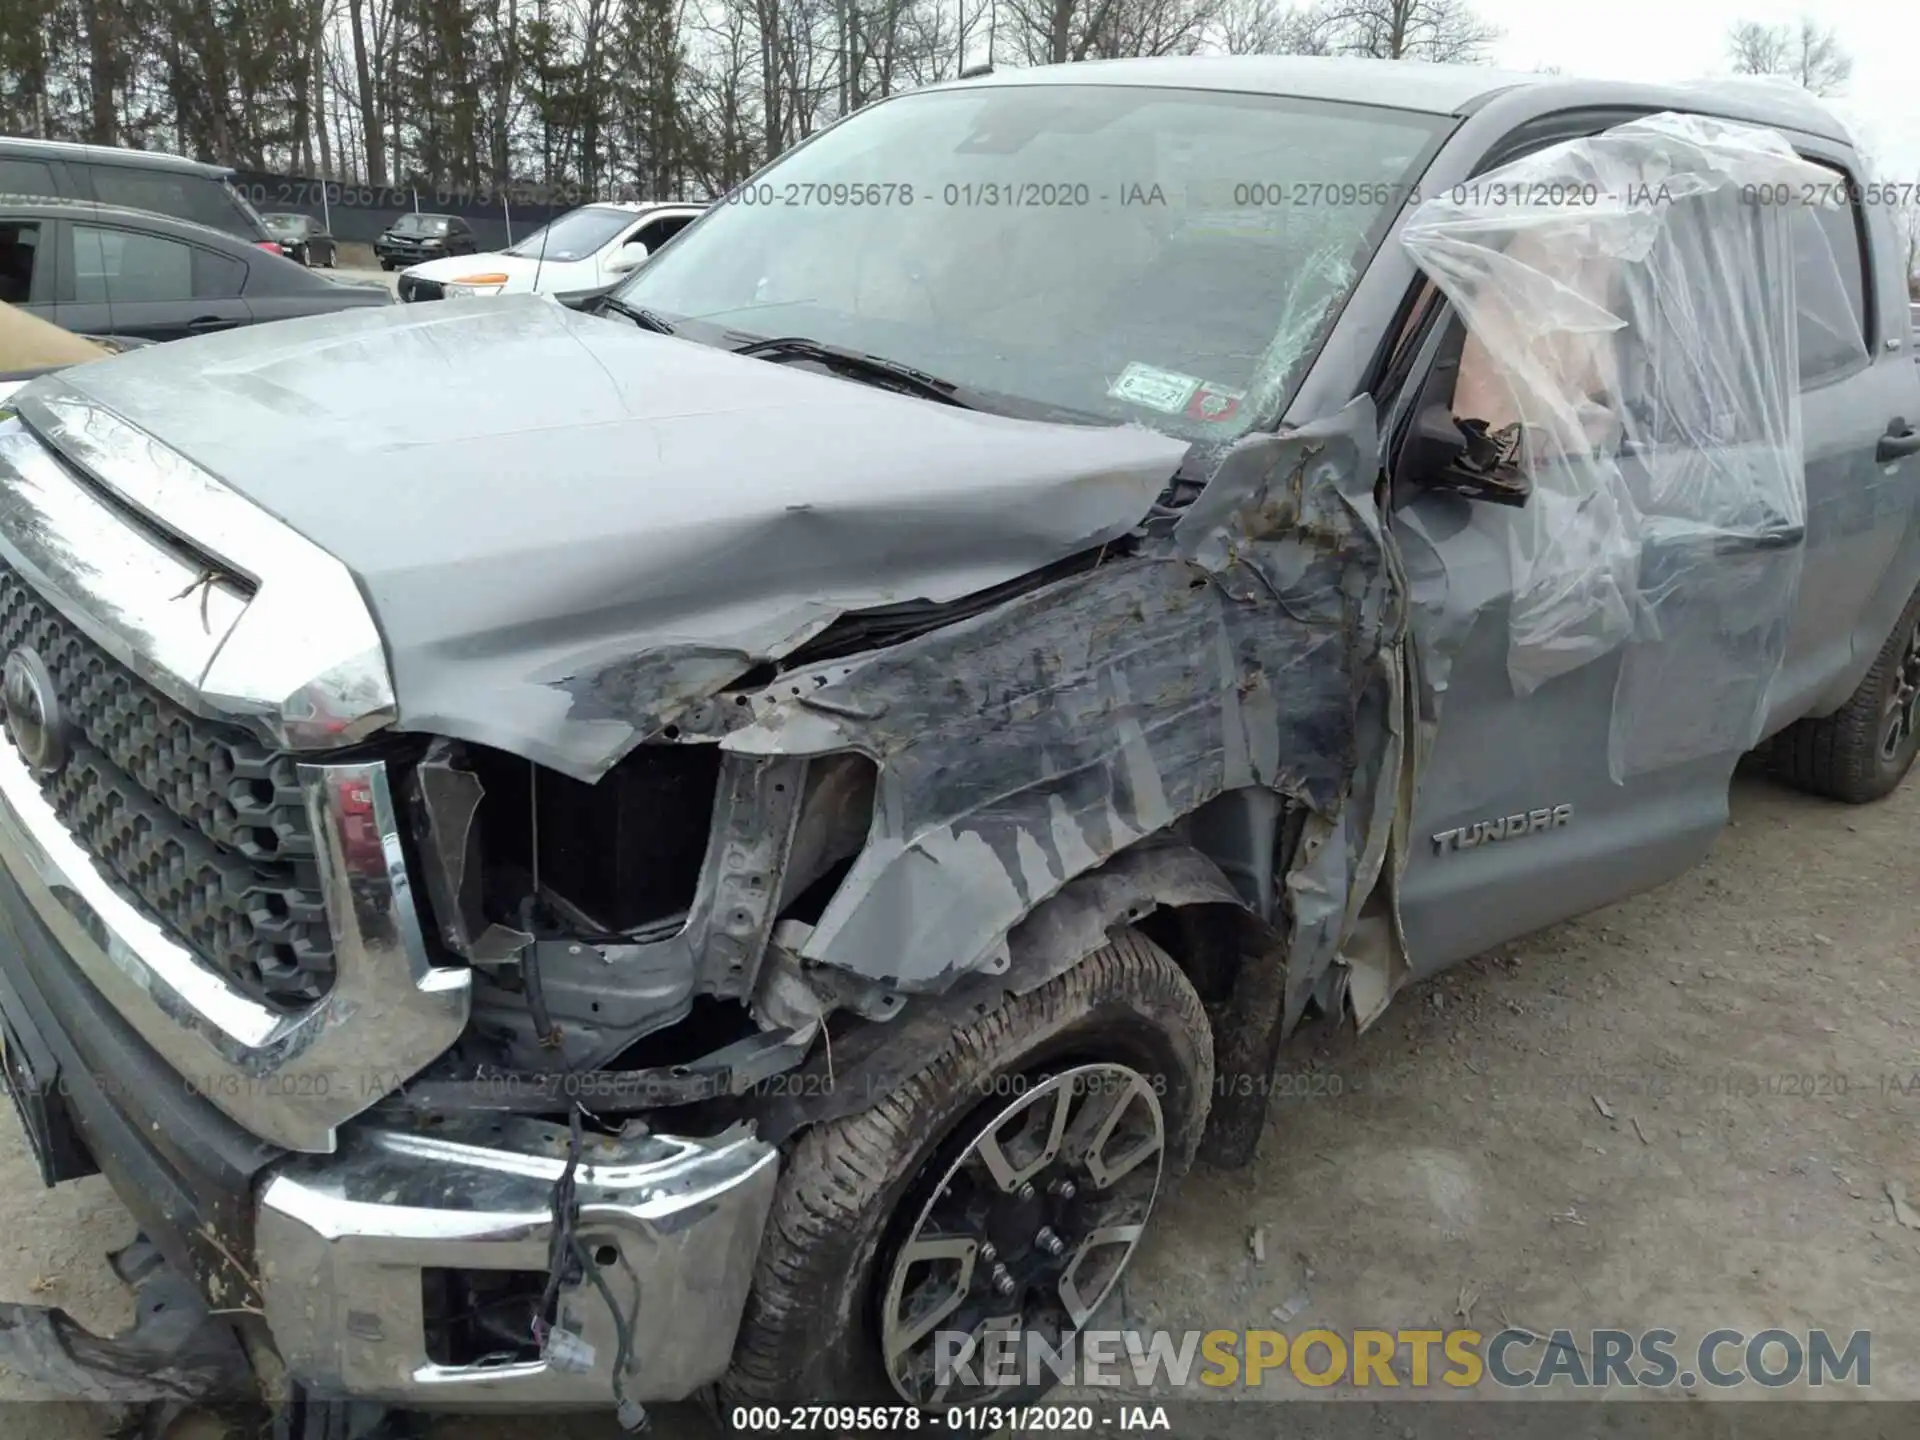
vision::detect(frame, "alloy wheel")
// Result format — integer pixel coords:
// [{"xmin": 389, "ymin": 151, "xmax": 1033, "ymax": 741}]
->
[
  {"xmin": 1880, "ymin": 616, "xmax": 1920, "ymax": 764},
  {"xmin": 878, "ymin": 1063, "xmax": 1166, "ymax": 1405}
]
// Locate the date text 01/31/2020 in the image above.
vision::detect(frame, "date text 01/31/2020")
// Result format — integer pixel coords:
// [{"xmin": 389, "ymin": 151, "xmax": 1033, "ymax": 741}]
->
[{"xmin": 728, "ymin": 1405, "xmax": 1172, "ymax": 1432}]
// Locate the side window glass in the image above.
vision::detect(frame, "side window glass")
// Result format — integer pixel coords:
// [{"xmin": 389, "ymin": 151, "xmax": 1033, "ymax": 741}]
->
[
  {"xmin": 0, "ymin": 158, "xmax": 58, "ymax": 198},
  {"xmin": 1792, "ymin": 168, "xmax": 1870, "ymax": 385},
  {"xmin": 0, "ymin": 221, "xmax": 41, "ymax": 304},
  {"xmin": 84, "ymin": 165, "xmax": 251, "ymax": 236},
  {"xmin": 86, "ymin": 166, "xmax": 188, "ymax": 218},
  {"xmin": 192, "ymin": 247, "xmax": 245, "ymax": 299},
  {"xmin": 640, "ymin": 215, "xmax": 694, "ymax": 250},
  {"xmin": 71, "ymin": 225, "xmax": 192, "ymax": 303}
]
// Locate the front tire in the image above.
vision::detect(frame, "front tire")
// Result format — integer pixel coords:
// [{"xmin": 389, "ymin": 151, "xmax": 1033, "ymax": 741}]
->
[
  {"xmin": 1771, "ymin": 584, "xmax": 1920, "ymax": 803},
  {"xmin": 723, "ymin": 930, "xmax": 1213, "ymax": 1411}
]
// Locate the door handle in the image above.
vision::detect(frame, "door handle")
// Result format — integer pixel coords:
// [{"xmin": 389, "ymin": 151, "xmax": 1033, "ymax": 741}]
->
[
  {"xmin": 1879, "ymin": 420, "xmax": 1920, "ymax": 463},
  {"xmin": 1710, "ymin": 524, "xmax": 1806, "ymax": 554},
  {"xmin": 186, "ymin": 316, "xmax": 233, "ymax": 331}
]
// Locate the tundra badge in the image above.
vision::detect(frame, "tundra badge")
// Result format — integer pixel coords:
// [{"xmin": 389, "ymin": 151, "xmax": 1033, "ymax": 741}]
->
[{"xmin": 1433, "ymin": 804, "xmax": 1572, "ymax": 854}]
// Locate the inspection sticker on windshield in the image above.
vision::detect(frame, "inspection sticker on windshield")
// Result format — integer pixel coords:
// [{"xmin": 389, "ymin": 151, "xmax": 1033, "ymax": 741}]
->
[
  {"xmin": 1109, "ymin": 362, "xmax": 1202, "ymax": 414},
  {"xmin": 1186, "ymin": 384, "xmax": 1244, "ymax": 423}
]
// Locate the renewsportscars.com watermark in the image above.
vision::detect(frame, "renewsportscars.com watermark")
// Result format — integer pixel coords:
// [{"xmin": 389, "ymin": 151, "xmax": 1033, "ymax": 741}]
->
[{"xmin": 937, "ymin": 1327, "xmax": 1872, "ymax": 1392}]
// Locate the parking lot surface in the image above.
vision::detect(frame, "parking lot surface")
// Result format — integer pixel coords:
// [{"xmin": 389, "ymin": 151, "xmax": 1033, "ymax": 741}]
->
[{"xmin": 337, "ymin": 265, "xmax": 398, "ymax": 295}]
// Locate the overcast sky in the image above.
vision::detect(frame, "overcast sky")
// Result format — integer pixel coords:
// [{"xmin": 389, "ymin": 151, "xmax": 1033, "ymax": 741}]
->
[{"xmin": 1479, "ymin": 0, "xmax": 1920, "ymax": 180}]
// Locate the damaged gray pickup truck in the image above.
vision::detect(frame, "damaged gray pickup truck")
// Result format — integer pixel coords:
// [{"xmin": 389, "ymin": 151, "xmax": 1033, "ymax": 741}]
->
[{"xmin": 1, "ymin": 55, "xmax": 1918, "ymax": 1432}]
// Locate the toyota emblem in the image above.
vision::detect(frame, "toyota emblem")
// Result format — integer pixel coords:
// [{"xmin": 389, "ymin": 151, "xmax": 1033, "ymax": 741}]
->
[{"xmin": 2, "ymin": 648, "xmax": 68, "ymax": 774}]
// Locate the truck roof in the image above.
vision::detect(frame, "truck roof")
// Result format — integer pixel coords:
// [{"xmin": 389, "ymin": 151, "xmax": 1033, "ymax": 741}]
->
[{"xmin": 938, "ymin": 57, "xmax": 1851, "ymax": 143}]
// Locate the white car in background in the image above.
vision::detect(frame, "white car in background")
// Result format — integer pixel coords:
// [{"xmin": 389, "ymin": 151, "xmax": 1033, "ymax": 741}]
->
[{"xmin": 395, "ymin": 200, "xmax": 704, "ymax": 303}]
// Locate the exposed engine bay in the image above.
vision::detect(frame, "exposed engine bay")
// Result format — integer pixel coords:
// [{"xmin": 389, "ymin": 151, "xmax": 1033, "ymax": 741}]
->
[{"xmin": 405, "ymin": 723, "xmax": 877, "ymax": 1090}]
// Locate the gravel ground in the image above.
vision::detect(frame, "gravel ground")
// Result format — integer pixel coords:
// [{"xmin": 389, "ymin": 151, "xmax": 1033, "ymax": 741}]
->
[
  {"xmin": 1, "ymin": 768, "xmax": 1914, "ymax": 1438},
  {"xmin": 335, "ymin": 265, "xmax": 398, "ymax": 295}
]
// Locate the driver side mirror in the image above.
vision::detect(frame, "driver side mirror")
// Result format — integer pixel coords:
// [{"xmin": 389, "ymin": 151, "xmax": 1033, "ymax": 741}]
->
[
  {"xmin": 605, "ymin": 240, "xmax": 651, "ymax": 274},
  {"xmin": 1399, "ymin": 404, "xmax": 1532, "ymax": 507},
  {"xmin": 1389, "ymin": 303, "xmax": 1531, "ymax": 508}
]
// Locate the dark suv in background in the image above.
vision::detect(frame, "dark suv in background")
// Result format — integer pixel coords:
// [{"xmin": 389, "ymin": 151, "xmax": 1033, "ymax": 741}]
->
[{"xmin": 0, "ymin": 136, "xmax": 278, "ymax": 248}]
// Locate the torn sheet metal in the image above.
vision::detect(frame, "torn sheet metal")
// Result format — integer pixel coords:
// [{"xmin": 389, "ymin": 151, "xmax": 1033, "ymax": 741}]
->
[
  {"xmin": 407, "ymin": 737, "xmax": 532, "ymax": 963},
  {"xmin": 727, "ymin": 399, "xmax": 1397, "ymax": 1010},
  {"xmin": 1400, "ymin": 111, "xmax": 1863, "ymax": 778},
  {"xmin": 0, "ymin": 1237, "xmax": 250, "ymax": 1407}
]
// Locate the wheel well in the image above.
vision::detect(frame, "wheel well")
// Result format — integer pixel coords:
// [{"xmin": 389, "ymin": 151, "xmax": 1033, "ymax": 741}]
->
[
  {"xmin": 731, "ymin": 809, "xmax": 1306, "ymax": 1166},
  {"xmin": 1135, "ymin": 902, "xmax": 1267, "ymax": 1008}
]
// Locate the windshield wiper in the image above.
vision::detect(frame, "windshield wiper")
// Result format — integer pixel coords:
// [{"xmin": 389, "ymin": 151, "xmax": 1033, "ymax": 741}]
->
[
  {"xmin": 597, "ymin": 296, "xmax": 677, "ymax": 334},
  {"xmin": 731, "ymin": 335, "xmax": 976, "ymax": 409}
]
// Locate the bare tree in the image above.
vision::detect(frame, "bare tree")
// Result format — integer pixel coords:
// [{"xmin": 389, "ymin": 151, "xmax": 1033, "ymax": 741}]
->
[
  {"xmin": 683, "ymin": 0, "xmax": 759, "ymax": 189},
  {"xmin": 1311, "ymin": 0, "xmax": 1499, "ymax": 62},
  {"xmin": 1726, "ymin": 19, "xmax": 1787, "ymax": 77},
  {"xmin": 1784, "ymin": 17, "xmax": 1852, "ymax": 96},
  {"xmin": 76, "ymin": 0, "xmax": 121, "ymax": 142},
  {"xmin": 0, "ymin": 0, "xmax": 1510, "ymax": 200},
  {"xmin": 347, "ymin": 0, "xmax": 388, "ymax": 180},
  {"xmin": 893, "ymin": 0, "xmax": 993, "ymax": 85},
  {"xmin": 999, "ymin": 0, "xmax": 1222, "ymax": 65},
  {"xmin": 1727, "ymin": 15, "xmax": 1851, "ymax": 96},
  {"xmin": 1210, "ymin": 0, "xmax": 1327, "ymax": 54},
  {"xmin": 1096, "ymin": 0, "xmax": 1220, "ymax": 59}
]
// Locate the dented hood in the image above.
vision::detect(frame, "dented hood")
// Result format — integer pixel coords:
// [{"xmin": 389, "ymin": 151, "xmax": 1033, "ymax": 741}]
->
[{"xmin": 50, "ymin": 294, "xmax": 1189, "ymax": 778}]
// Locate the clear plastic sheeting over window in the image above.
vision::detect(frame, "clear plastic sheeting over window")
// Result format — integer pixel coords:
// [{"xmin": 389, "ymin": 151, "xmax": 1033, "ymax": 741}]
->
[{"xmin": 1400, "ymin": 111, "xmax": 1867, "ymax": 778}]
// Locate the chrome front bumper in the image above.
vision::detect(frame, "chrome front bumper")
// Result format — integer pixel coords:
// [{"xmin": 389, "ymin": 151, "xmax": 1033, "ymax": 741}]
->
[{"xmin": 258, "ymin": 1116, "xmax": 779, "ymax": 1405}]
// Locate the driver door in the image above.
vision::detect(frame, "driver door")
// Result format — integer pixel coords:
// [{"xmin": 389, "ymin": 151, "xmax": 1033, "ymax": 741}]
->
[
  {"xmin": 1387, "ymin": 254, "xmax": 1817, "ymax": 975},
  {"xmin": 1384, "ymin": 128, "xmax": 1883, "ymax": 978}
]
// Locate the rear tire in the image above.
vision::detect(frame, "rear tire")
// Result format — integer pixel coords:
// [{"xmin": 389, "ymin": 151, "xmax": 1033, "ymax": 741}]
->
[
  {"xmin": 723, "ymin": 930, "xmax": 1213, "ymax": 1412},
  {"xmin": 1770, "ymin": 584, "xmax": 1920, "ymax": 803}
]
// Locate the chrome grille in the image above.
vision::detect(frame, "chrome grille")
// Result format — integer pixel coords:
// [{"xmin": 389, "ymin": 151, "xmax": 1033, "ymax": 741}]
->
[{"xmin": 0, "ymin": 561, "xmax": 334, "ymax": 1006}]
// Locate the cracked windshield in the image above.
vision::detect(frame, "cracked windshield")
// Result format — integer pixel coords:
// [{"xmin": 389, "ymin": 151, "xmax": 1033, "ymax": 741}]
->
[{"xmin": 619, "ymin": 84, "xmax": 1444, "ymax": 434}]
